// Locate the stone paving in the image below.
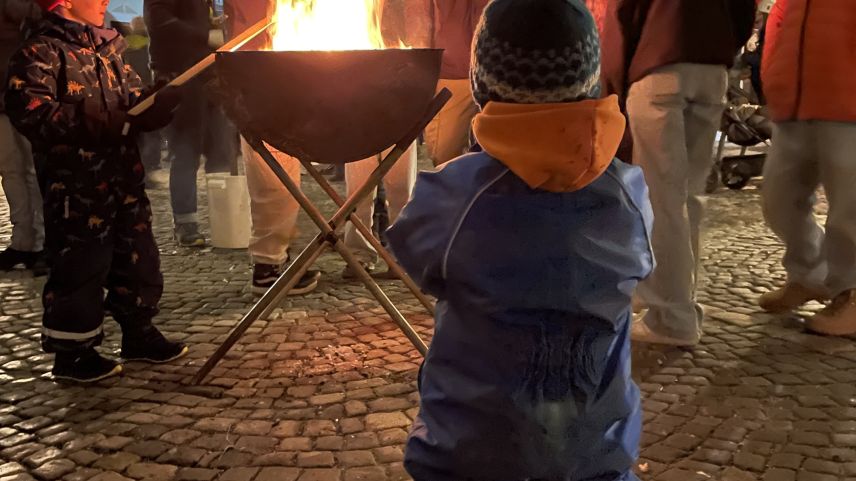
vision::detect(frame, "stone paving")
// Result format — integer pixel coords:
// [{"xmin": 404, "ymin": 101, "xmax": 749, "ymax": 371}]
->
[{"xmin": 1, "ymin": 168, "xmax": 855, "ymax": 481}]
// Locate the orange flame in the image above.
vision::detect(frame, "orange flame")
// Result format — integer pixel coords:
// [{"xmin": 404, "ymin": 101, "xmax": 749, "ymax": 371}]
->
[{"xmin": 270, "ymin": 0, "xmax": 386, "ymax": 51}]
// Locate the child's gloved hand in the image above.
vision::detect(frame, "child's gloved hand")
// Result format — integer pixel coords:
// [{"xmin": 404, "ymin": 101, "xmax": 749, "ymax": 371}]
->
[
  {"xmin": 82, "ymin": 86, "xmax": 182, "ymax": 141},
  {"xmin": 128, "ymin": 85, "xmax": 183, "ymax": 133}
]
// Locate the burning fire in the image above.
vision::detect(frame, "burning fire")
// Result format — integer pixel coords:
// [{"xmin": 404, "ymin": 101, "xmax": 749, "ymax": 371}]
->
[{"xmin": 270, "ymin": 0, "xmax": 386, "ymax": 51}]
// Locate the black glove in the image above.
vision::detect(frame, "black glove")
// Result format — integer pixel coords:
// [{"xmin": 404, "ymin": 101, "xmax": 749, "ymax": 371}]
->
[
  {"xmin": 82, "ymin": 85, "xmax": 183, "ymax": 141},
  {"xmin": 128, "ymin": 84, "xmax": 183, "ymax": 133}
]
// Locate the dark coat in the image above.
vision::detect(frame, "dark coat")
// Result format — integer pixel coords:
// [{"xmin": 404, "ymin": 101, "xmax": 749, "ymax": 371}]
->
[
  {"xmin": 144, "ymin": 0, "xmax": 211, "ymax": 75},
  {"xmin": 602, "ymin": 0, "xmax": 756, "ymax": 99},
  {"xmin": 0, "ymin": 0, "xmax": 40, "ymax": 110},
  {"xmin": 5, "ymin": 14, "xmax": 145, "ymax": 181}
]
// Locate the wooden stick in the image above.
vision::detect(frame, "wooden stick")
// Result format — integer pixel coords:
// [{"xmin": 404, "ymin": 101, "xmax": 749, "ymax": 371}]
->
[{"xmin": 123, "ymin": 17, "xmax": 273, "ymax": 134}]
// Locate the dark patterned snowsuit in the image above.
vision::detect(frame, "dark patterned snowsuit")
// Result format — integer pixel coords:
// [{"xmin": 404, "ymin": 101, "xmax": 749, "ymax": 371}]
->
[{"xmin": 4, "ymin": 14, "xmax": 163, "ymax": 353}]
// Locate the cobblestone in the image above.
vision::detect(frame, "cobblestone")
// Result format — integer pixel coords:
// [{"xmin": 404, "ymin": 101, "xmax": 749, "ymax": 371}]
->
[{"xmin": 0, "ymin": 177, "xmax": 852, "ymax": 480}]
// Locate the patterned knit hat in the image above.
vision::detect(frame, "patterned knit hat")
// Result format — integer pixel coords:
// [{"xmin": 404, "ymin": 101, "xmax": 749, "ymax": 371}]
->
[{"xmin": 471, "ymin": 0, "xmax": 601, "ymax": 107}]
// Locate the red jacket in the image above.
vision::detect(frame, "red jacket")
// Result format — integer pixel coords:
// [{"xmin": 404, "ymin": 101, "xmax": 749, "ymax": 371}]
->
[
  {"xmin": 403, "ymin": 0, "xmax": 489, "ymax": 80},
  {"xmin": 602, "ymin": 0, "xmax": 755, "ymax": 99},
  {"xmin": 762, "ymin": 0, "xmax": 856, "ymax": 122},
  {"xmin": 224, "ymin": 0, "xmax": 269, "ymax": 50},
  {"xmin": 433, "ymin": 0, "xmax": 489, "ymax": 79}
]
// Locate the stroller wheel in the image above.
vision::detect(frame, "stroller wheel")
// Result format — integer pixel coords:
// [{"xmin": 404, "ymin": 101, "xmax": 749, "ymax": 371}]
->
[
  {"xmin": 725, "ymin": 175, "xmax": 750, "ymax": 190},
  {"xmin": 722, "ymin": 161, "xmax": 752, "ymax": 190}
]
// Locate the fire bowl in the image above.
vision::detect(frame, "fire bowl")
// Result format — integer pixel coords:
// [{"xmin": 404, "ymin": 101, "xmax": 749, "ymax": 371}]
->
[{"xmin": 215, "ymin": 49, "xmax": 443, "ymax": 164}]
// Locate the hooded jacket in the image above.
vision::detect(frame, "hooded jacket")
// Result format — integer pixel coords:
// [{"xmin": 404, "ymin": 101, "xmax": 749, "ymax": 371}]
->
[
  {"xmin": 5, "ymin": 14, "xmax": 146, "ymax": 183},
  {"xmin": 387, "ymin": 96, "xmax": 653, "ymax": 481},
  {"xmin": 762, "ymin": 0, "xmax": 856, "ymax": 123}
]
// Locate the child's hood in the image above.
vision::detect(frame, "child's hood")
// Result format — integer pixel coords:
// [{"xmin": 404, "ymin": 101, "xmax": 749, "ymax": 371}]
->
[
  {"xmin": 30, "ymin": 13, "xmax": 125, "ymax": 54},
  {"xmin": 473, "ymin": 95, "xmax": 626, "ymax": 193}
]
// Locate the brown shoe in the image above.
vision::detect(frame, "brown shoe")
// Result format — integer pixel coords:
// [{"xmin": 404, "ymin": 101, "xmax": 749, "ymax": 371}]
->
[
  {"xmin": 806, "ymin": 290, "xmax": 856, "ymax": 336},
  {"xmin": 759, "ymin": 283, "xmax": 827, "ymax": 313}
]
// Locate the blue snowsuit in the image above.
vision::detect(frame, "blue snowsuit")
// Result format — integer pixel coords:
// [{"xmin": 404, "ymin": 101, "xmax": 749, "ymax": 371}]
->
[{"xmin": 386, "ymin": 97, "xmax": 654, "ymax": 481}]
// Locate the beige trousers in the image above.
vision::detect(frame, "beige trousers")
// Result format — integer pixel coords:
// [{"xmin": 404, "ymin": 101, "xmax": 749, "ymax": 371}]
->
[
  {"xmin": 0, "ymin": 114, "xmax": 43, "ymax": 252},
  {"xmin": 241, "ymin": 138, "xmax": 301, "ymax": 266},
  {"xmin": 763, "ymin": 121, "xmax": 856, "ymax": 297},
  {"xmin": 425, "ymin": 79, "xmax": 480, "ymax": 166},
  {"xmin": 343, "ymin": 143, "xmax": 417, "ymax": 265},
  {"xmin": 628, "ymin": 63, "xmax": 728, "ymax": 341}
]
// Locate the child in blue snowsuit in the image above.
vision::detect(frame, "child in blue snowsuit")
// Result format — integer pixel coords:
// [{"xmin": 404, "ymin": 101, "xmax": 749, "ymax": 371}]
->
[{"xmin": 386, "ymin": 0, "xmax": 654, "ymax": 479}]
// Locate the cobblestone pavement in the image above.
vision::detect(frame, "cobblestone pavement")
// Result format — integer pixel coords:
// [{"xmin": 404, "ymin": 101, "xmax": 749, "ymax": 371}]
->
[{"xmin": 1, "ymin": 169, "xmax": 854, "ymax": 481}]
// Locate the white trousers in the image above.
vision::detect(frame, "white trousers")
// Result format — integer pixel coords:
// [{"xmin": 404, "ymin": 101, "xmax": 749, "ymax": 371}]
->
[
  {"xmin": 627, "ymin": 63, "xmax": 728, "ymax": 341},
  {"xmin": 0, "ymin": 114, "xmax": 43, "ymax": 252},
  {"xmin": 343, "ymin": 143, "xmax": 417, "ymax": 265},
  {"xmin": 763, "ymin": 121, "xmax": 856, "ymax": 297}
]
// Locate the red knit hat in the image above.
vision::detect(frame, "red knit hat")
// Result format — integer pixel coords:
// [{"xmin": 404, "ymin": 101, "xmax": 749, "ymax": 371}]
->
[{"xmin": 34, "ymin": 0, "xmax": 63, "ymax": 11}]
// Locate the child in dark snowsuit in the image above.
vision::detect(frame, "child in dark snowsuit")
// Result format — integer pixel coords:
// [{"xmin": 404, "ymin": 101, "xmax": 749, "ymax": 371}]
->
[
  {"xmin": 386, "ymin": 1, "xmax": 654, "ymax": 479},
  {"xmin": 5, "ymin": 0, "xmax": 186, "ymax": 382}
]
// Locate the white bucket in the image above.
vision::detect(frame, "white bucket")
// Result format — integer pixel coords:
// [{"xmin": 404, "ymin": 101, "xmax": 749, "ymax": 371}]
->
[{"xmin": 206, "ymin": 173, "xmax": 252, "ymax": 249}]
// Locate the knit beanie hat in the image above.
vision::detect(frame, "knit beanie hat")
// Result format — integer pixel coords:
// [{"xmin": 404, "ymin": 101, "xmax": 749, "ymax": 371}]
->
[
  {"xmin": 34, "ymin": 0, "xmax": 63, "ymax": 11},
  {"xmin": 471, "ymin": 0, "xmax": 601, "ymax": 108}
]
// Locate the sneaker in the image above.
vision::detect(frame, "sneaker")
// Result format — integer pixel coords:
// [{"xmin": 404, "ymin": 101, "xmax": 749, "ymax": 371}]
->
[
  {"xmin": 342, "ymin": 261, "xmax": 376, "ymax": 280},
  {"xmin": 0, "ymin": 248, "xmax": 43, "ymax": 271},
  {"xmin": 121, "ymin": 326, "xmax": 189, "ymax": 363},
  {"xmin": 806, "ymin": 290, "xmax": 856, "ymax": 336},
  {"xmin": 252, "ymin": 263, "xmax": 321, "ymax": 295},
  {"xmin": 174, "ymin": 223, "xmax": 206, "ymax": 247},
  {"xmin": 52, "ymin": 349, "xmax": 123, "ymax": 382},
  {"xmin": 759, "ymin": 283, "xmax": 827, "ymax": 313},
  {"xmin": 631, "ymin": 312, "xmax": 700, "ymax": 347}
]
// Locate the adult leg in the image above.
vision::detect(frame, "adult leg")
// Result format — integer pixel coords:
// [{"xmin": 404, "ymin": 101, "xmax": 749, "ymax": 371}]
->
[
  {"xmin": 807, "ymin": 121, "xmax": 856, "ymax": 334},
  {"xmin": 760, "ymin": 122, "xmax": 825, "ymax": 293},
  {"xmin": 203, "ymin": 99, "xmax": 238, "ymax": 175},
  {"xmin": 383, "ymin": 142, "xmax": 418, "ymax": 223},
  {"xmin": 168, "ymin": 82, "xmax": 205, "ymax": 227},
  {"xmin": 627, "ymin": 64, "xmax": 700, "ymax": 344},
  {"xmin": 424, "ymin": 79, "xmax": 479, "ymax": 167},
  {"xmin": 683, "ymin": 64, "xmax": 728, "ymax": 329},
  {"xmin": 139, "ymin": 130, "xmax": 162, "ymax": 173},
  {"xmin": 242, "ymin": 139, "xmax": 319, "ymax": 294},
  {"xmin": 343, "ymin": 155, "xmax": 381, "ymax": 268},
  {"xmin": 243, "ymin": 138, "xmax": 301, "ymax": 266},
  {"xmin": 816, "ymin": 122, "xmax": 856, "ymax": 296},
  {"xmin": 0, "ymin": 114, "xmax": 43, "ymax": 264}
]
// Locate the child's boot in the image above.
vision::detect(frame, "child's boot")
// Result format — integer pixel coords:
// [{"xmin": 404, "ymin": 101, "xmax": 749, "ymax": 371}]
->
[
  {"xmin": 121, "ymin": 325, "xmax": 188, "ymax": 363},
  {"xmin": 52, "ymin": 348, "xmax": 123, "ymax": 382}
]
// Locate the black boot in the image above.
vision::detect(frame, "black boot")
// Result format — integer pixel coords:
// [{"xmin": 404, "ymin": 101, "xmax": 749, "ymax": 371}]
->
[
  {"xmin": 121, "ymin": 325, "xmax": 188, "ymax": 363},
  {"xmin": 0, "ymin": 248, "xmax": 43, "ymax": 271},
  {"xmin": 52, "ymin": 349, "xmax": 123, "ymax": 382}
]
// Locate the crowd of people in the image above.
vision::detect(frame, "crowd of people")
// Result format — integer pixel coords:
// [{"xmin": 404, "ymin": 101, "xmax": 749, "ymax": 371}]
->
[{"xmin": 0, "ymin": 0, "xmax": 854, "ymax": 478}]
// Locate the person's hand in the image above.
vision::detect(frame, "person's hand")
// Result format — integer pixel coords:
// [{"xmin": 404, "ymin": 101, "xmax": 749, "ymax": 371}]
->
[
  {"xmin": 208, "ymin": 29, "xmax": 225, "ymax": 49},
  {"xmin": 128, "ymin": 85, "xmax": 183, "ymax": 133}
]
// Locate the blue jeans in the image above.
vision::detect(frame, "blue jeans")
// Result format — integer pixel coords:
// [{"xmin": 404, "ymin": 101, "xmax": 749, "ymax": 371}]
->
[{"xmin": 166, "ymin": 77, "xmax": 237, "ymax": 224}]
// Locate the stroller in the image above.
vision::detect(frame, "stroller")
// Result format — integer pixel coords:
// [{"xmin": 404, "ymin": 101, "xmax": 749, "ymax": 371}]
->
[
  {"xmin": 708, "ymin": 82, "xmax": 773, "ymax": 191},
  {"xmin": 707, "ymin": 7, "xmax": 774, "ymax": 192}
]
